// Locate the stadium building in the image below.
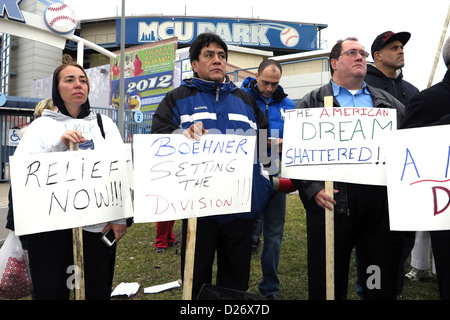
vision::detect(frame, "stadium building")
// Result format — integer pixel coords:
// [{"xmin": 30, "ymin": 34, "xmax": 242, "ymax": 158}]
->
[{"xmin": 0, "ymin": 0, "xmax": 332, "ymax": 180}]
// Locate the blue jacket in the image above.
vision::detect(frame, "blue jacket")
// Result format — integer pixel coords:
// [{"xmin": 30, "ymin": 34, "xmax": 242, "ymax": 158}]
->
[
  {"xmin": 241, "ymin": 77, "xmax": 296, "ymax": 139},
  {"xmin": 242, "ymin": 77, "xmax": 295, "ymax": 176},
  {"xmin": 152, "ymin": 77, "xmax": 273, "ymax": 221}
]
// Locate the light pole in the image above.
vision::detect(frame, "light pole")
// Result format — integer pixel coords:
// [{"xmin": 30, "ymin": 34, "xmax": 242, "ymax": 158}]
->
[{"xmin": 118, "ymin": 0, "xmax": 125, "ymax": 138}]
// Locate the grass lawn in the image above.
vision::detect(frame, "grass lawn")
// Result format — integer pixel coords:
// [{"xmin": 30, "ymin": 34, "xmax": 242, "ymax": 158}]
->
[{"xmin": 112, "ymin": 193, "xmax": 441, "ymax": 300}]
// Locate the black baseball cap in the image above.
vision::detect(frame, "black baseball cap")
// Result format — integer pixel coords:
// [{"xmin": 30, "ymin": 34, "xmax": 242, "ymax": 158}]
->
[{"xmin": 371, "ymin": 31, "xmax": 411, "ymax": 57}]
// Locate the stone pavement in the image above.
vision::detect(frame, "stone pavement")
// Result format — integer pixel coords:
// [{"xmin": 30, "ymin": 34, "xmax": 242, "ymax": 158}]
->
[{"xmin": 0, "ymin": 182, "xmax": 10, "ymax": 245}]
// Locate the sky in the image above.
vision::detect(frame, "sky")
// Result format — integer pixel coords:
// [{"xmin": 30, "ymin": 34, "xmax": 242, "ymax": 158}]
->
[{"xmin": 63, "ymin": 0, "xmax": 450, "ymax": 91}]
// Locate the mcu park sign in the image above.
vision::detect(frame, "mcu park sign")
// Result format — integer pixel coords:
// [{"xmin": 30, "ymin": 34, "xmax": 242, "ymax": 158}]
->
[{"xmin": 119, "ymin": 17, "xmax": 324, "ymax": 52}]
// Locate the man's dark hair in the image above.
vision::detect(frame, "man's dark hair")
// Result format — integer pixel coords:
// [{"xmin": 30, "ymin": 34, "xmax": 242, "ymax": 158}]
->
[
  {"xmin": 258, "ymin": 59, "xmax": 282, "ymax": 75},
  {"xmin": 329, "ymin": 37, "xmax": 358, "ymax": 75},
  {"xmin": 189, "ymin": 32, "xmax": 228, "ymax": 64}
]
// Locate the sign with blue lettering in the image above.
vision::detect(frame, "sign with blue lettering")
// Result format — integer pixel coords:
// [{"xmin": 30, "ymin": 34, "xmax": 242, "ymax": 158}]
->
[
  {"xmin": 386, "ymin": 125, "xmax": 450, "ymax": 231},
  {"xmin": 9, "ymin": 128, "xmax": 21, "ymax": 146},
  {"xmin": 281, "ymin": 107, "xmax": 397, "ymax": 186},
  {"xmin": 132, "ymin": 133, "xmax": 256, "ymax": 223},
  {"xmin": 117, "ymin": 17, "xmax": 323, "ymax": 52}
]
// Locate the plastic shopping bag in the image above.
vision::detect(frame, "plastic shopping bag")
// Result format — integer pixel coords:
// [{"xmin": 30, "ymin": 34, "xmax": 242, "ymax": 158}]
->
[{"xmin": 0, "ymin": 231, "xmax": 32, "ymax": 299}]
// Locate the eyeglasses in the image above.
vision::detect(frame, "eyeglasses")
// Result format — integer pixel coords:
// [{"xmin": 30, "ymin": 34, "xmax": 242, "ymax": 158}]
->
[{"xmin": 340, "ymin": 50, "xmax": 370, "ymax": 59}]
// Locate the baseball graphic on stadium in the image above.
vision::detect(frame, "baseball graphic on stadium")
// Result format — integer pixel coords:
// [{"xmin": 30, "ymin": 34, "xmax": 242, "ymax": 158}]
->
[
  {"xmin": 280, "ymin": 27, "xmax": 299, "ymax": 47},
  {"xmin": 44, "ymin": 3, "xmax": 77, "ymax": 34}
]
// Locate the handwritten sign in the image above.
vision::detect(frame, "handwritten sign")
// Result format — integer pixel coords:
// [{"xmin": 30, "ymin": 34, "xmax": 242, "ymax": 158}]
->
[
  {"xmin": 386, "ymin": 125, "xmax": 450, "ymax": 231},
  {"xmin": 10, "ymin": 150, "xmax": 133, "ymax": 236},
  {"xmin": 132, "ymin": 134, "xmax": 256, "ymax": 223},
  {"xmin": 281, "ymin": 107, "xmax": 397, "ymax": 185}
]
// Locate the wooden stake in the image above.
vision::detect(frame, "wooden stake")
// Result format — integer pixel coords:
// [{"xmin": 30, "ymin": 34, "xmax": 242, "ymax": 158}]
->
[
  {"xmin": 324, "ymin": 96, "xmax": 335, "ymax": 300},
  {"xmin": 182, "ymin": 217, "xmax": 197, "ymax": 300},
  {"xmin": 70, "ymin": 141, "xmax": 85, "ymax": 300},
  {"xmin": 427, "ymin": 4, "xmax": 450, "ymax": 89},
  {"xmin": 324, "ymin": 180, "xmax": 335, "ymax": 300}
]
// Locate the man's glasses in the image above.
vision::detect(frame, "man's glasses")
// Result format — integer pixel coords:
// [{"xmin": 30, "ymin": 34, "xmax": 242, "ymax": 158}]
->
[{"xmin": 340, "ymin": 50, "xmax": 370, "ymax": 59}]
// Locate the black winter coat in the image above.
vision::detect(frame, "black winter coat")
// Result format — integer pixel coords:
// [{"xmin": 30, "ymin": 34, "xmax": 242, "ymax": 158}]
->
[
  {"xmin": 401, "ymin": 70, "xmax": 450, "ymax": 128},
  {"xmin": 365, "ymin": 64, "xmax": 419, "ymax": 107}
]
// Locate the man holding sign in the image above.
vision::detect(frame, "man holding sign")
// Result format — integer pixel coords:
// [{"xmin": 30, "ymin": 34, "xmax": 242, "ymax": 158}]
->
[
  {"xmin": 291, "ymin": 37, "xmax": 406, "ymax": 299},
  {"xmin": 151, "ymin": 32, "xmax": 272, "ymax": 299},
  {"xmin": 400, "ymin": 36, "xmax": 450, "ymax": 299}
]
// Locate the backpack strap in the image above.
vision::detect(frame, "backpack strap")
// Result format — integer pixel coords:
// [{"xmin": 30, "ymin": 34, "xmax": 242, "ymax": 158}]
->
[
  {"xmin": 97, "ymin": 112, "xmax": 134, "ymax": 228},
  {"xmin": 96, "ymin": 113, "xmax": 105, "ymax": 138}
]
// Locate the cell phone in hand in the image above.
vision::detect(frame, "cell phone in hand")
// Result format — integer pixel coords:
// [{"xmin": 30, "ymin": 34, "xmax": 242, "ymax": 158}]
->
[{"xmin": 101, "ymin": 228, "xmax": 116, "ymax": 246}]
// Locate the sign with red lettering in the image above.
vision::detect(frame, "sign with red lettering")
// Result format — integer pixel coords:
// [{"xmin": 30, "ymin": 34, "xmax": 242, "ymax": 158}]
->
[
  {"xmin": 281, "ymin": 107, "xmax": 397, "ymax": 185},
  {"xmin": 386, "ymin": 125, "xmax": 450, "ymax": 231},
  {"xmin": 132, "ymin": 134, "xmax": 256, "ymax": 223}
]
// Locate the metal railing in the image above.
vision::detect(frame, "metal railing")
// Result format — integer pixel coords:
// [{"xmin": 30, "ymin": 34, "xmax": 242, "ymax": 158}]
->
[
  {"xmin": 94, "ymin": 106, "xmax": 153, "ymax": 143},
  {"xmin": 0, "ymin": 106, "xmax": 153, "ymax": 182}
]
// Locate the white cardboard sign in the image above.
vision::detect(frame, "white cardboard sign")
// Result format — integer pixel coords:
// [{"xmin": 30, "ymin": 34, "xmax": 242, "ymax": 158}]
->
[
  {"xmin": 386, "ymin": 125, "xmax": 450, "ymax": 231},
  {"xmin": 281, "ymin": 107, "xmax": 397, "ymax": 185},
  {"xmin": 10, "ymin": 149, "xmax": 133, "ymax": 236},
  {"xmin": 132, "ymin": 134, "xmax": 256, "ymax": 223}
]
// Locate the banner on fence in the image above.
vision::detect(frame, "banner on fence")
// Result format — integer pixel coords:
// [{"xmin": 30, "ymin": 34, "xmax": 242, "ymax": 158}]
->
[
  {"xmin": 132, "ymin": 134, "xmax": 256, "ymax": 223},
  {"xmin": 281, "ymin": 107, "xmax": 397, "ymax": 185},
  {"xmin": 386, "ymin": 125, "xmax": 450, "ymax": 231},
  {"xmin": 110, "ymin": 38, "xmax": 177, "ymax": 114},
  {"xmin": 10, "ymin": 149, "xmax": 133, "ymax": 236}
]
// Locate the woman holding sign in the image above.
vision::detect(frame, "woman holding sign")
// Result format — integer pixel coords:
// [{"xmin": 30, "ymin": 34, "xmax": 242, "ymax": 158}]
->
[{"xmin": 13, "ymin": 62, "xmax": 127, "ymax": 300}]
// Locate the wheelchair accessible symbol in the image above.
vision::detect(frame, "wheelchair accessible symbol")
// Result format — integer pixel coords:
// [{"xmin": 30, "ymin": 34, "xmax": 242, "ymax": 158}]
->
[
  {"xmin": 9, "ymin": 129, "xmax": 20, "ymax": 146},
  {"xmin": 134, "ymin": 111, "xmax": 143, "ymax": 123}
]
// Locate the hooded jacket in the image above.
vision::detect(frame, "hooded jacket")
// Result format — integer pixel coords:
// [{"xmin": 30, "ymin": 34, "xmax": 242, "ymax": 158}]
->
[
  {"xmin": 15, "ymin": 110, "xmax": 122, "ymax": 154},
  {"xmin": 241, "ymin": 77, "xmax": 296, "ymax": 139},
  {"xmin": 152, "ymin": 77, "xmax": 273, "ymax": 221},
  {"xmin": 365, "ymin": 64, "xmax": 418, "ymax": 107},
  {"xmin": 152, "ymin": 77, "xmax": 269, "ymax": 134}
]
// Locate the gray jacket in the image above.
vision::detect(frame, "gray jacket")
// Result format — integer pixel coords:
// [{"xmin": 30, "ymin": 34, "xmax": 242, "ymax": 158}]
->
[{"xmin": 292, "ymin": 81, "xmax": 405, "ymax": 215}]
